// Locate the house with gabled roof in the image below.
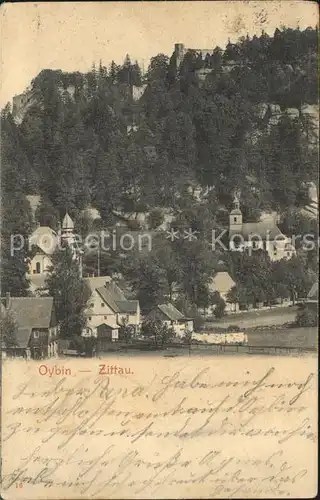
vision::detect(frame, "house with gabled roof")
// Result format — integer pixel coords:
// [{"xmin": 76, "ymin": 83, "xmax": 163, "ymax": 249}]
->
[
  {"xmin": 147, "ymin": 303, "xmax": 193, "ymax": 338},
  {"xmin": 1, "ymin": 294, "xmax": 58, "ymax": 359},
  {"xmin": 82, "ymin": 277, "xmax": 140, "ymax": 342}
]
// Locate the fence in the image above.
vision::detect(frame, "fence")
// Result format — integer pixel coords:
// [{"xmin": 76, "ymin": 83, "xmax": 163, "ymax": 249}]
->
[{"xmin": 166, "ymin": 342, "xmax": 316, "ymax": 355}]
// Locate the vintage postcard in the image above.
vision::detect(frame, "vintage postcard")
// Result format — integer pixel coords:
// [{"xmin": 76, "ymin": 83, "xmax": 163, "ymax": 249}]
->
[{"xmin": 0, "ymin": 1, "xmax": 318, "ymax": 498}]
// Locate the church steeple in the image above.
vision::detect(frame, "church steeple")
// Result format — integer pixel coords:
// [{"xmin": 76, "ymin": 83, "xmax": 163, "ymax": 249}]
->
[
  {"xmin": 61, "ymin": 212, "xmax": 75, "ymax": 246},
  {"xmin": 229, "ymin": 192, "xmax": 243, "ymax": 231}
]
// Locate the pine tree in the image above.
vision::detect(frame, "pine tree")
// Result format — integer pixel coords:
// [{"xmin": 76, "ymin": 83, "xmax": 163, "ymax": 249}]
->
[{"xmin": 0, "ymin": 191, "xmax": 32, "ymax": 296}]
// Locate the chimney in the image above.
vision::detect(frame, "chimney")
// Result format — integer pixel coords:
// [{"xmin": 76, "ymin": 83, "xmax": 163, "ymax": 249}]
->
[{"xmin": 5, "ymin": 292, "xmax": 10, "ymax": 309}]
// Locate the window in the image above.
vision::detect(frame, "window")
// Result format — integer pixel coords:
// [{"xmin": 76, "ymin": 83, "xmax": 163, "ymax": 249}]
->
[
  {"xmin": 90, "ymin": 303, "xmax": 94, "ymax": 308},
  {"xmin": 33, "ymin": 331, "xmax": 39, "ymax": 338},
  {"xmin": 101, "ymin": 303, "xmax": 105, "ymax": 307},
  {"xmin": 104, "ymin": 316, "xmax": 107, "ymax": 320},
  {"xmin": 36, "ymin": 262, "xmax": 41, "ymax": 274},
  {"xmin": 88, "ymin": 316, "xmax": 92, "ymax": 321},
  {"xmin": 234, "ymin": 217, "xmax": 237, "ymax": 223}
]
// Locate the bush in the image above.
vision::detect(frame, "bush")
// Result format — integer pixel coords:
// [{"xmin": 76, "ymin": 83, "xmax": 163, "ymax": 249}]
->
[
  {"xmin": 227, "ymin": 325, "xmax": 241, "ymax": 332},
  {"xmin": 295, "ymin": 306, "xmax": 317, "ymax": 327},
  {"xmin": 70, "ymin": 334, "xmax": 85, "ymax": 352}
]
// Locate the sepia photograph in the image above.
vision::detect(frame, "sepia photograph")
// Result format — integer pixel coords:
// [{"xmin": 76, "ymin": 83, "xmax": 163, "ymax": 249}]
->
[{"xmin": 0, "ymin": 1, "xmax": 318, "ymax": 498}]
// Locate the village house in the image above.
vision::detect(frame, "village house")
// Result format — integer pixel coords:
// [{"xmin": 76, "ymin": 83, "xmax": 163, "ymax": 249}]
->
[
  {"xmin": 229, "ymin": 195, "xmax": 295, "ymax": 261},
  {"xmin": 1, "ymin": 294, "xmax": 58, "ymax": 359},
  {"xmin": 147, "ymin": 303, "xmax": 193, "ymax": 338},
  {"xmin": 82, "ymin": 277, "xmax": 140, "ymax": 346}
]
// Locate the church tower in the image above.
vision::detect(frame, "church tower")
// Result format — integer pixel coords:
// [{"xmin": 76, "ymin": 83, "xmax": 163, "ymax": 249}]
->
[
  {"xmin": 61, "ymin": 212, "xmax": 75, "ymax": 246},
  {"xmin": 229, "ymin": 193, "xmax": 243, "ymax": 232}
]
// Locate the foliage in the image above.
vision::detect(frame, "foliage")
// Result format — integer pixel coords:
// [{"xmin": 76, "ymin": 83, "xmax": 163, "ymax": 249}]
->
[
  {"xmin": 212, "ymin": 292, "xmax": 226, "ymax": 318},
  {"xmin": 0, "ymin": 310, "xmax": 18, "ymax": 348},
  {"xmin": 1, "ymin": 27, "xmax": 316, "ymax": 226},
  {"xmin": 141, "ymin": 318, "xmax": 175, "ymax": 347},
  {"xmin": 1, "ymin": 27, "xmax": 318, "ymax": 320},
  {"xmin": 46, "ymin": 244, "xmax": 87, "ymax": 337},
  {"xmin": 295, "ymin": 305, "xmax": 318, "ymax": 327},
  {"xmin": 174, "ymin": 294, "xmax": 204, "ymax": 331},
  {"xmin": 0, "ymin": 192, "xmax": 32, "ymax": 297},
  {"xmin": 118, "ymin": 316, "xmax": 135, "ymax": 343},
  {"xmin": 147, "ymin": 209, "xmax": 164, "ymax": 229}
]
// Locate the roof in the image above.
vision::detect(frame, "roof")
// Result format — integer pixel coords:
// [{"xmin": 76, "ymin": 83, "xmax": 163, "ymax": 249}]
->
[
  {"xmin": 157, "ymin": 303, "xmax": 186, "ymax": 321},
  {"xmin": 209, "ymin": 271, "xmax": 235, "ymax": 294},
  {"xmin": 96, "ymin": 282, "xmax": 126, "ymax": 313},
  {"xmin": 85, "ymin": 279, "xmax": 139, "ymax": 314},
  {"xmin": 83, "ymin": 276, "xmax": 112, "ymax": 294},
  {"xmin": 230, "ymin": 209, "xmax": 242, "ymax": 215},
  {"xmin": 97, "ymin": 321, "xmax": 120, "ymax": 330},
  {"xmin": 116, "ymin": 300, "xmax": 139, "ymax": 314},
  {"xmin": 29, "ymin": 226, "xmax": 58, "ymax": 255},
  {"xmin": 62, "ymin": 212, "xmax": 74, "ymax": 230},
  {"xmin": 230, "ymin": 221, "xmax": 285, "ymax": 241},
  {"xmin": 3, "ymin": 297, "xmax": 55, "ymax": 329},
  {"xmin": 15, "ymin": 327, "xmax": 32, "ymax": 348}
]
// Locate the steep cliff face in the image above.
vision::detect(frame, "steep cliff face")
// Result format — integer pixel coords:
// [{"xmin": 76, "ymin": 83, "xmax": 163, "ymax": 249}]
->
[
  {"xmin": 12, "ymin": 89, "xmax": 36, "ymax": 125},
  {"xmin": 250, "ymin": 102, "xmax": 319, "ymax": 146}
]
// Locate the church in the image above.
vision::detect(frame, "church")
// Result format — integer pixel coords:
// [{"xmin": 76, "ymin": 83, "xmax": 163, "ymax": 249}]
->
[
  {"xmin": 228, "ymin": 195, "xmax": 295, "ymax": 261},
  {"xmin": 28, "ymin": 213, "xmax": 80, "ymax": 294}
]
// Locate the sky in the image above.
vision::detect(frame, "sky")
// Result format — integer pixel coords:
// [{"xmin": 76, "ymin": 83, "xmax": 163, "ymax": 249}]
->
[{"xmin": 0, "ymin": 1, "xmax": 318, "ymax": 109}]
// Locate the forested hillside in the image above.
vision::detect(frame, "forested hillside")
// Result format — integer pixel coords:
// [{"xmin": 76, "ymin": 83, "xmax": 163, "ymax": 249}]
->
[{"xmin": 1, "ymin": 27, "xmax": 318, "ymax": 228}]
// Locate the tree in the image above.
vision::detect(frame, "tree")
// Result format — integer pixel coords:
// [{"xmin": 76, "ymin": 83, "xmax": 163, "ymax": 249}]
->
[
  {"xmin": 146, "ymin": 54, "xmax": 169, "ymax": 83},
  {"xmin": 109, "ymin": 60, "xmax": 120, "ymax": 83},
  {"xmin": 0, "ymin": 191, "xmax": 32, "ymax": 296},
  {"xmin": 46, "ymin": 243, "xmax": 87, "ymax": 338},
  {"xmin": 119, "ymin": 316, "xmax": 134, "ymax": 345},
  {"xmin": 35, "ymin": 196, "xmax": 60, "ymax": 230},
  {"xmin": 0, "ymin": 310, "xmax": 18, "ymax": 348},
  {"xmin": 141, "ymin": 318, "xmax": 175, "ymax": 347},
  {"xmin": 173, "ymin": 238, "xmax": 217, "ymax": 306},
  {"xmin": 228, "ymin": 250, "xmax": 275, "ymax": 307},
  {"xmin": 122, "ymin": 254, "xmax": 167, "ymax": 313},
  {"xmin": 184, "ymin": 329, "xmax": 193, "ymax": 355},
  {"xmin": 271, "ymin": 255, "xmax": 316, "ymax": 304},
  {"xmin": 147, "ymin": 209, "xmax": 164, "ymax": 229},
  {"xmin": 174, "ymin": 294, "xmax": 204, "ymax": 331},
  {"xmin": 212, "ymin": 292, "xmax": 226, "ymax": 318}
]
